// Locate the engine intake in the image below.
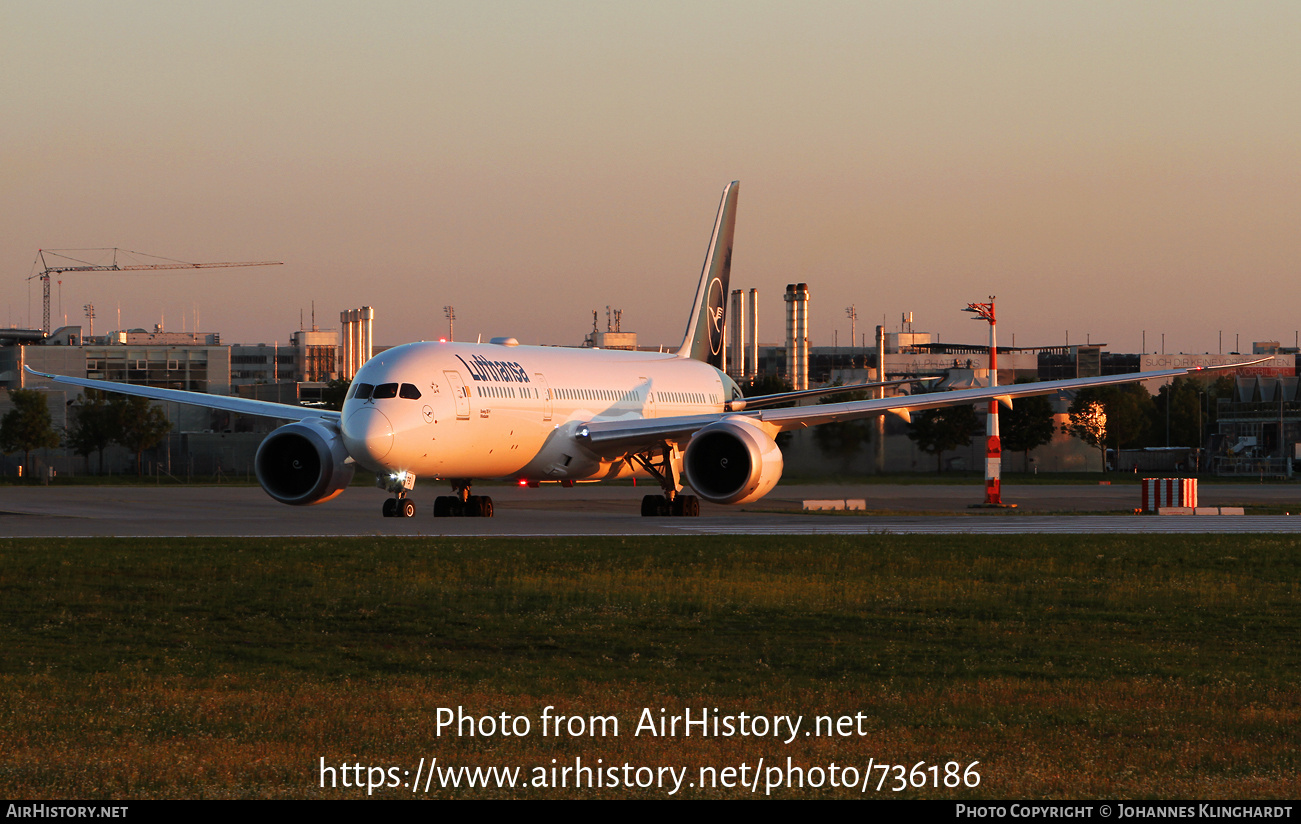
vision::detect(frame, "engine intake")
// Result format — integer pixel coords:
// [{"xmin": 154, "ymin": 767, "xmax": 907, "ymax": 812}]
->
[
  {"xmin": 683, "ymin": 419, "xmax": 784, "ymax": 505},
  {"xmin": 254, "ymin": 418, "xmax": 355, "ymax": 506}
]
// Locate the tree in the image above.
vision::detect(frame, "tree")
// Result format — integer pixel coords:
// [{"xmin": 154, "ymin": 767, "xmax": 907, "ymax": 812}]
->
[
  {"xmin": 66, "ymin": 390, "xmax": 117, "ymax": 475},
  {"xmin": 0, "ymin": 389, "xmax": 61, "ymax": 478},
  {"xmin": 742, "ymin": 375, "xmax": 792, "ymax": 400},
  {"xmin": 111, "ymin": 396, "xmax": 173, "ymax": 476},
  {"xmin": 321, "ymin": 378, "xmax": 352, "ymax": 411},
  {"xmin": 742, "ymin": 375, "xmax": 796, "ymax": 448},
  {"xmin": 1205, "ymin": 374, "xmax": 1236, "ymax": 429},
  {"xmin": 812, "ymin": 386, "xmax": 873, "ymax": 461},
  {"xmin": 1065, "ymin": 384, "xmax": 1156, "ymax": 468},
  {"xmin": 907, "ymin": 404, "xmax": 981, "ymax": 472},
  {"xmin": 1153, "ymin": 377, "xmax": 1204, "ymax": 448},
  {"xmin": 1103, "ymin": 382, "xmax": 1156, "ymax": 450},
  {"xmin": 1063, "ymin": 396, "xmax": 1108, "ymax": 470},
  {"xmin": 1000, "ymin": 390, "xmax": 1056, "ymax": 472}
]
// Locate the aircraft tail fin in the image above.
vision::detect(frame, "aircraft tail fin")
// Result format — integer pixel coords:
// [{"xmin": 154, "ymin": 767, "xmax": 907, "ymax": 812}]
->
[{"xmin": 675, "ymin": 181, "xmax": 738, "ymax": 367}]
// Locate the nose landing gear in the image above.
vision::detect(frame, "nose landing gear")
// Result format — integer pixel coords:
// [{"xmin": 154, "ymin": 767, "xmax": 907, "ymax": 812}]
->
[
  {"xmin": 382, "ymin": 497, "xmax": 417, "ymax": 518},
  {"xmin": 379, "ymin": 471, "xmax": 418, "ymax": 518}
]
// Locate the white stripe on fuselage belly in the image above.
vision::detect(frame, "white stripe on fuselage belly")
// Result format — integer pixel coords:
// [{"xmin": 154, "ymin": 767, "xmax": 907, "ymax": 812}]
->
[{"xmin": 344, "ymin": 341, "xmax": 727, "ymax": 480}]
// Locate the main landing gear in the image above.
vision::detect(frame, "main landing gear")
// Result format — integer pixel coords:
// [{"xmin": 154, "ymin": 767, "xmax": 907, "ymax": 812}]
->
[
  {"xmin": 640, "ymin": 494, "xmax": 699, "ymax": 517},
  {"xmin": 630, "ymin": 445, "xmax": 700, "ymax": 517},
  {"xmin": 433, "ymin": 479, "xmax": 494, "ymax": 518}
]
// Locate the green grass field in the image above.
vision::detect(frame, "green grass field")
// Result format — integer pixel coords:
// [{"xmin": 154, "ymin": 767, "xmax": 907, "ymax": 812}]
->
[{"xmin": 1, "ymin": 535, "xmax": 1297, "ymax": 799}]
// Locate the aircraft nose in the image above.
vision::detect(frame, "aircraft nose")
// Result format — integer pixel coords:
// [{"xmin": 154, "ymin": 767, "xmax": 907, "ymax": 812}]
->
[{"xmin": 342, "ymin": 406, "xmax": 393, "ymax": 466}]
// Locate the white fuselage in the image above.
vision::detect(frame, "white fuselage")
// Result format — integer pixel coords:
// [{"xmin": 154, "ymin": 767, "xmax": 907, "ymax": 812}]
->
[{"xmin": 339, "ymin": 341, "xmax": 739, "ymax": 482}]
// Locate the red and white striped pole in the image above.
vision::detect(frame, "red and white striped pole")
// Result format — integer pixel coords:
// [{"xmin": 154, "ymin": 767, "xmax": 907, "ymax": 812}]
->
[{"xmin": 964, "ymin": 298, "xmax": 1003, "ymax": 505}]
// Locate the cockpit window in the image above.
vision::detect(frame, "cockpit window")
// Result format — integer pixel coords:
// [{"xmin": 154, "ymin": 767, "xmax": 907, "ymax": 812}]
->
[
  {"xmin": 372, "ymin": 383, "xmax": 399, "ymax": 399},
  {"xmin": 352, "ymin": 383, "xmax": 374, "ymax": 400},
  {"xmin": 399, "ymin": 383, "xmax": 422, "ymax": 400}
]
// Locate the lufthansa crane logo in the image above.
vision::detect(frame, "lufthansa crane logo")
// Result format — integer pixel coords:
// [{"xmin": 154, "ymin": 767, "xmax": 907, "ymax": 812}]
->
[{"xmin": 706, "ymin": 277, "xmax": 725, "ymax": 356}]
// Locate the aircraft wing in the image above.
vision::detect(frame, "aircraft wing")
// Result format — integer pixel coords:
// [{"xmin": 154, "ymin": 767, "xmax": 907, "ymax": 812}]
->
[
  {"xmin": 23, "ymin": 366, "xmax": 340, "ymax": 422},
  {"xmin": 576, "ymin": 362, "xmax": 1260, "ymax": 453},
  {"xmin": 734, "ymin": 376, "xmax": 937, "ymax": 410}
]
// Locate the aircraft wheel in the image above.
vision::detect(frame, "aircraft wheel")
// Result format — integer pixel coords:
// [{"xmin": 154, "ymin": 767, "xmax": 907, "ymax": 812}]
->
[
  {"xmin": 480, "ymin": 496, "xmax": 494, "ymax": 518},
  {"xmin": 675, "ymin": 495, "xmax": 700, "ymax": 517},
  {"xmin": 399, "ymin": 499, "xmax": 416, "ymax": 518},
  {"xmin": 433, "ymin": 496, "xmax": 452, "ymax": 517},
  {"xmin": 466, "ymin": 495, "xmax": 484, "ymax": 517},
  {"xmin": 382, "ymin": 498, "xmax": 397, "ymax": 518},
  {"xmin": 642, "ymin": 495, "xmax": 672, "ymax": 516}
]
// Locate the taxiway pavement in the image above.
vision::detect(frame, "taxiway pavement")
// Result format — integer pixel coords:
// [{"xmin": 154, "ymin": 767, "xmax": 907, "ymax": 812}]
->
[{"xmin": 2, "ymin": 482, "xmax": 1299, "ymax": 537}]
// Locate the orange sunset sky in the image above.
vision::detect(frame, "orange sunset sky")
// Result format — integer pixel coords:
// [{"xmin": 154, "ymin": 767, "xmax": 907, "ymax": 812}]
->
[{"xmin": 4, "ymin": 2, "xmax": 1299, "ymax": 354}]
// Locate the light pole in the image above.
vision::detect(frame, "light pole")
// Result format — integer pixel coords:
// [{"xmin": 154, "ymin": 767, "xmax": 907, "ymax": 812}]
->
[{"xmin": 963, "ymin": 297, "xmax": 1012, "ymax": 507}]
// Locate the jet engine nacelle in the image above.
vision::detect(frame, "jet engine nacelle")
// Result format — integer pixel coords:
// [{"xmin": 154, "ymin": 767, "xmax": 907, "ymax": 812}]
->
[
  {"xmin": 254, "ymin": 418, "xmax": 355, "ymax": 506},
  {"xmin": 682, "ymin": 418, "xmax": 784, "ymax": 505}
]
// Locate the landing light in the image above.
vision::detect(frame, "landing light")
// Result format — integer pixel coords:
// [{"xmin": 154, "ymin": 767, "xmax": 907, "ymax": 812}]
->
[{"xmin": 390, "ymin": 470, "xmax": 414, "ymax": 488}]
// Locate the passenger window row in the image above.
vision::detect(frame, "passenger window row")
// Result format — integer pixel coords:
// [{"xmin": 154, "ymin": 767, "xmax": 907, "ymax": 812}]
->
[
  {"xmin": 477, "ymin": 385, "xmax": 529, "ymax": 399},
  {"xmin": 558, "ymin": 388, "xmax": 638, "ymax": 401},
  {"xmin": 657, "ymin": 392, "xmax": 713, "ymax": 404}
]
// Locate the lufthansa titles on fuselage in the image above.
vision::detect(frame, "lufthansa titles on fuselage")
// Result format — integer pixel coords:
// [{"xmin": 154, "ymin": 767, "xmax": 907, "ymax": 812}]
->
[{"xmin": 455, "ymin": 354, "xmax": 532, "ymax": 384}]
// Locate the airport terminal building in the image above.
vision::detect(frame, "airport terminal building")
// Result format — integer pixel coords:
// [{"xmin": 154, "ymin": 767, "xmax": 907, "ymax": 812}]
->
[
  {"xmin": 2, "ymin": 314, "xmax": 1298, "ymax": 479},
  {"xmin": 0, "ymin": 324, "xmax": 334, "ymax": 475}
]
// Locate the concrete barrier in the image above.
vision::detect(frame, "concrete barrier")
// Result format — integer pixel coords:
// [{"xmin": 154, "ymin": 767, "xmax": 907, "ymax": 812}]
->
[
  {"xmin": 1157, "ymin": 506, "xmax": 1246, "ymax": 515},
  {"xmin": 804, "ymin": 499, "xmax": 868, "ymax": 511}
]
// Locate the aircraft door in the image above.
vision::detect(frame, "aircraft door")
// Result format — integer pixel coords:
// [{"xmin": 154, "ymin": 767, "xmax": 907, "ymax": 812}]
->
[
  {"xmin": 444, "ymin": 371, "xmax": 471, "ymax": 420},
  {"xmin": 534, "ymin": 373, "xmax": 552, "ymax": 421}
]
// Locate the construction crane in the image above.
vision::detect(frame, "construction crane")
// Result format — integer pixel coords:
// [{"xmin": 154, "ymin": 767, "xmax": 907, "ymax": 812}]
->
[{"xmin": 26, "ymin": 248, "xmax": 283, "ymax": 335}]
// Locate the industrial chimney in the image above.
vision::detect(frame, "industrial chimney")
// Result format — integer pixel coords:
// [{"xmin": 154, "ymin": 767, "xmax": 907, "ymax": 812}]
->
[{"xmin": 784, "ymin": 283, "xmax": 809, "ymax": 390}]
